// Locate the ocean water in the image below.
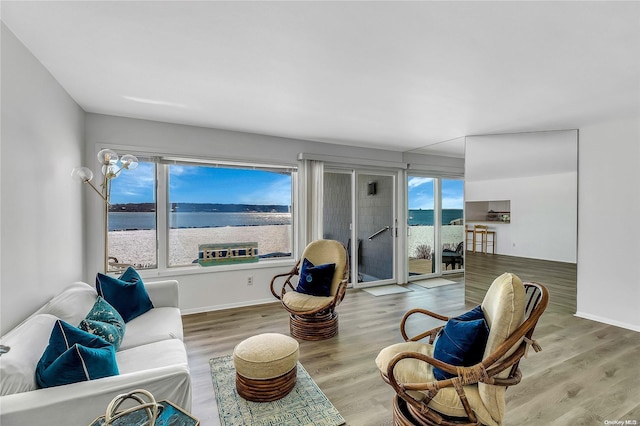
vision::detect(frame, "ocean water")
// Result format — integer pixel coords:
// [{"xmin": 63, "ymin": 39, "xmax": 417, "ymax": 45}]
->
[
  {"xmin": 109, "ymin": 209, "xmax": 463, "ymax": 231},
  {"xmin": 108, "ymin": 212, "xmax": 292, "ymax": 231},
  {"xmin": 408, "ymin": 209, "xmax": 463, "ymax": 226}
]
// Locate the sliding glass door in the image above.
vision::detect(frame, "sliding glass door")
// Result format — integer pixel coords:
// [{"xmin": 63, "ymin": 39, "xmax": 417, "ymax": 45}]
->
[
  {"xmin": 408, "ymin": 175, "xmax": 464, "ymax": 279},
  {"xmin": 441, "ymin": 179, "xmax": 464, "ymax": 273},
  {"xmin": 355, "ymin": 172, "xmax": 395, "ymax": 286},
  {"xmin": 407, "ymin": 176, "xmax": 436, "ymax": 277},
  {"xmin": 323, "ymin": 169, "xmax": 396, "ymax": 287}
]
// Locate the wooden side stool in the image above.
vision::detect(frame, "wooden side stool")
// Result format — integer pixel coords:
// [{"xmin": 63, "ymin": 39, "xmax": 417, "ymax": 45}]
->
[{"xmin": 233, "ymin": 333, "xmax": 299, "ymax": 402}]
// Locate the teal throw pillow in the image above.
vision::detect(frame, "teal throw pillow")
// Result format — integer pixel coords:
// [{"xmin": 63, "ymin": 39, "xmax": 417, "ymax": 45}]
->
[
  {"xmin": 296, "ymin": 258, "xmax": 336, "ymax": 297},
  {"xmin": 433, "ymin": 305, "xmax": 489, "ymax": 380},
  {"xmin": 96, "ymin": 267, "xmax": 153, "ymax": 322},
  {"xmin": 36, "ymin": 320, "xmax": 119, "ymax": 388},
  {"xmin": 79, "ymin": 296, "xmax": 126, "ymax": 350}
]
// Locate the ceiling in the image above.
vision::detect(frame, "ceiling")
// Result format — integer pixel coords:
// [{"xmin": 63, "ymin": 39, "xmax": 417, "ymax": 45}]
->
[{"xmin": 2, "ymin": 1, "xmax": 639, "ymax": 157}]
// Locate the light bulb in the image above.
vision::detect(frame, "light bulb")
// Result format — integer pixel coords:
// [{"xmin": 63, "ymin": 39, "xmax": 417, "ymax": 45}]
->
[
  {"xmin": 120, "ymin": 154, "xmax": 139, "ymax": 170},
  {"xmin": 71, "ymin": 166, "xmax": 94, "ymax": 182},
  {"xmin": 102, "ymin": 164, "xmax": 118, "ymax": 179},
  {"xmin": 97, "ymin": 149, "xmax": 119, "ymax": 165}
]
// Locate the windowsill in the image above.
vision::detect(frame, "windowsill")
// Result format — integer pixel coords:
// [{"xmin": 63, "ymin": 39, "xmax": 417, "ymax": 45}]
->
[{"xmin": 134, "ymin": 258, "xmax": 296, "ymax": 279}]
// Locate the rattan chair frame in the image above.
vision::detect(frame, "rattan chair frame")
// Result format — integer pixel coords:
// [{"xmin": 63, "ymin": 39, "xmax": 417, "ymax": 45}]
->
[
  {"xmin": 381, "ymin": 282, "xmax": 549, "ymax": 426},
  {"xmin": 270, "ymin": 240, "xmax": 349, "ymax": 340}
]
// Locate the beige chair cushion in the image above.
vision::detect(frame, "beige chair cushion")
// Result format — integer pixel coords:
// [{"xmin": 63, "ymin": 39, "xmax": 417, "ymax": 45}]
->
[
  {"xmin": 301, "ymin": 239, "xmax": 347, "ymax": 296},
  {"xmin": 233, "ymin": 333, "xmax": 299, "ymax": 380},
  {"xmin": 282, "ymin": 291, "xmax": 334, "ymax": 312},
  {"xmin": 375, "ymin": 342, "xmax": 498, "ymax": 426},
  {"xmin": 479, "ymin": 272, "xmax": 525, "ymax": 423}
]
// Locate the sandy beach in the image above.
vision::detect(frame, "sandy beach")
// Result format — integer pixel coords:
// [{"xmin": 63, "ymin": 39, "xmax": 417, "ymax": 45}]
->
[
  {"xmin": 109, "ymin": 224, "xmax": 463, "ymax": 269},
  {"xmin": 109, "ymin": 225, "xmax": 292, "ymax": 267}
]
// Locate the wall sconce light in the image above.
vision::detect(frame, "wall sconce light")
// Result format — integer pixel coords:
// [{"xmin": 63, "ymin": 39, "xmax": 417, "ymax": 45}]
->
[
  {"xmin": 72, "ymin": 149, "xmax": 138, "ymax": 272},
  {"xmin": 367, "ymin": 181, "xmax": 377, "ymax": 196}
]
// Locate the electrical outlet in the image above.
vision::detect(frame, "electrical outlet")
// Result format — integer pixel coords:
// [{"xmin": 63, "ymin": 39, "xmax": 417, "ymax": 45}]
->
[{"xmin": 247, "ymin": 276, "xmax": 253, "ymax": 285}]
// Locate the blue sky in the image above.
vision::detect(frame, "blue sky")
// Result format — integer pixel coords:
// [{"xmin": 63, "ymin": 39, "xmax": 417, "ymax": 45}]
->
[
  {"xmin": 407, "ymin": 176, "xmax": 464, "ymax": 210},
  {"xmin": 168, "ymin": 165, "xmax": 291, "ymax": 205},
  {"xmin": 111, "ymin": 161, "xmax": 463, "ymax": 208},
  {"xmin": 110, "ymin": 162, "xmax": 292, "ymax": 205},
  {"xmin": 110, "ymin": 162, "xmax": 156, "ymax": 204}
]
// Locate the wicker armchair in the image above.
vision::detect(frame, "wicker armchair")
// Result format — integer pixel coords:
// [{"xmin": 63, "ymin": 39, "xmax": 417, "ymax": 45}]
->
[
  {"xmin": 270, "ymin": 239, "xmax": 349, "ymax": 340},
  {"xmin": 376, "ymin": 273, "xmax": 549, "ymax": 426}
]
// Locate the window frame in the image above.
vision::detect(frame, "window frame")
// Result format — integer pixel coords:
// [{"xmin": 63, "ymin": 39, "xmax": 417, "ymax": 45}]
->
[{"xmin": 104, "ymin": 147, "xmax": 298, "ymax": 277}]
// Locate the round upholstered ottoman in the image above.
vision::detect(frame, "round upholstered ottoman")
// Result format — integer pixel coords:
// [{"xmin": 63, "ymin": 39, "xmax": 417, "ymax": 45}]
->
[{"xmin": 233, "ymin": 333, "xmax": 299, "ymax": 402}]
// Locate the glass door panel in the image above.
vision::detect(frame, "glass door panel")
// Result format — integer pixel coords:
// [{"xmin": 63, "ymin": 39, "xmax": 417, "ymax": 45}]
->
[
  {"xmin": 441, "ymin": 179, "xmax": 465, "ymax": 273},
  {"xmin": 407, "ymin": 175, "xmax": 436, "ymax": 278},
  {"xmin": 323, "ymin": 171, "xmax": 353, "ymax": 284},
  {"xmin": 355, "ymin": 173, "xmax": 395, "ymax": 286}
]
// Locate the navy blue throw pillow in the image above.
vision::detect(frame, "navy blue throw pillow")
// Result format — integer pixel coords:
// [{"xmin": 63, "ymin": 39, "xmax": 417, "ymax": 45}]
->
[
  {"xmin": 36, "ymin": 320, "xmax": 119, "ymax": 388},
  {"xmin": 433, "ymin": 305, "xmax": 489, "ymax": 380},
  {"xmin": 296, "ymin": 258, "xmax": 336, "ymax": 297},
  {"xmin": 454, "ymin": 304, "xmax": 485, "ymax": 322},
  {"xmin": 96, "ymin": 267, "xmax": 153, "ymax": 322}
]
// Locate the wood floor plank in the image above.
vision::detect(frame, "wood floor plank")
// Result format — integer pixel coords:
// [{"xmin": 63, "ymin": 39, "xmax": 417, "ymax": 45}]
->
[{"xmin": 465, "ymin": 252, "xmax": 577, "ymax": 314}]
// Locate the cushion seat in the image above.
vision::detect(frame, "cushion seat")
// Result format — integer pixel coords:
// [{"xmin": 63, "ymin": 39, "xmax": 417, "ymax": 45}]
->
[
  {"xmin": 233, "ymin": 333, "xmax": 299, "ymax": 402},
  {"xmin": 282, "ymin": 291, "xmax": 334, "ymax": 312},
  {"xmin": 376, "ymin": 272, "xmax": 533, "ymax": 426},
  {"xmin": 116, "ymin": 339, "xmax": 188, "ymax": 374},
  {"xmin": 119, "ymin": 307, "xmax": 183, "ymax": 351},
  {"xmin": 233, "ymin": 333, "xmax": 299, "ymax": 380},
  {"xmin": 270, "ymin": 240, "xmax": 349, "ymax": 341},
  {"xmin": 375, "ymin": 342, "xmax": 497, "ymax": 426}
]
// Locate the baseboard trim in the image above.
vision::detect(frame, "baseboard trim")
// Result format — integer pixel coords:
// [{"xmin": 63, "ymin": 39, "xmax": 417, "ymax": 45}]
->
[
  {"xmin": 181, "ymin": 298, "xmax": 277, "ymax": 316},
  {"xmin": 574, "ymin": 311, "xmax": 640, "ymax": 332}
]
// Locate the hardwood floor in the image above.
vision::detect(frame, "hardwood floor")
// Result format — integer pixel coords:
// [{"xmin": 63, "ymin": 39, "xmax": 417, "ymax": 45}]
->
[
  {"xmin": 183, "ymin": 261, "xmax": 640, "ymax": 426},
  {"xmin": 465, "ymin": 252, "xmax": 577, "ymax": 314}
]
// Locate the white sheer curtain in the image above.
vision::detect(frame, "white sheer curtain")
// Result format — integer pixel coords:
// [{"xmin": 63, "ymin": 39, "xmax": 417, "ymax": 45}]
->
[{"xmin": 298, "ymin": 159, "xmax": 324, "ymax": 252}]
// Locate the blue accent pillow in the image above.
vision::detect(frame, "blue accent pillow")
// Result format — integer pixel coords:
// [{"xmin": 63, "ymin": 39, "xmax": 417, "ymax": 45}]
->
[
  {"xmin": 296, "ymin": 258, "xmax": 336, "ymax": 297},
  {"xmin": 454, "ymin": 304, "xmax": 485, "ymax": 322},
  {"xmin": 79, "ymin": 296, "xmax": 126, "ymax": 350},
  {"xmin": 36, "ymin": 320, "xmax": 119, "ymax": 388},
  {"xmin": 96, "ymin": 267, "xmax": 153, "ymax": 322},
  {"xmin": 433, "ymin": 305, "xmax": 489, "ymax": 380}
]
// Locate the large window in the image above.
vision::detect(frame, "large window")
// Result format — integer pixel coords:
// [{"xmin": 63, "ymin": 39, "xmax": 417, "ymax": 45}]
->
[
  {"xmin": 167, "ymin": 163, "xmax": 293, "ymax": 267},
  {"xmin": 107, "ymin": 155, "xmax": 294, "ymax": 271}
]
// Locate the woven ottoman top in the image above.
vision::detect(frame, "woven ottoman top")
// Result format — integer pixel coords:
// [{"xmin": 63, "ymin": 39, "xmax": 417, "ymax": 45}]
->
[{"xmin": 233, "ymin": 333, "xmax": 299, "ymax": 380}]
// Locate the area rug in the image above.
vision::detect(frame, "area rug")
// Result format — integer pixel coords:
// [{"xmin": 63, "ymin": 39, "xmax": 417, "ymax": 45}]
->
[
  {"xmin": 412, "ymin": 278, "xmax": 458, "ymax": 289},
  {"xmin": 362, "ymin": 285, "xmax": 413, "ymax": 296},
  {"xmin": 210, "ymin": 355, "xmax": 345, "ymax": 426}
]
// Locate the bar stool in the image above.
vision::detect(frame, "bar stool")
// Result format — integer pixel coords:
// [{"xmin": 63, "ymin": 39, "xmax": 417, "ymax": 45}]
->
[
  {"xmin": 465, "ymin": 225, "xmax": 475, "ymax": 252},
  {"xmin": 473, "ymin": 225, "xmax": 495, "ymax": 254}
]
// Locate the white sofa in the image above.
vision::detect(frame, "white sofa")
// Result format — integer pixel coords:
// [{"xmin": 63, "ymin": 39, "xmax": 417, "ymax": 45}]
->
[{"xmin": 0, "ymin": 280, "xmax": 192, "ymax": 426}]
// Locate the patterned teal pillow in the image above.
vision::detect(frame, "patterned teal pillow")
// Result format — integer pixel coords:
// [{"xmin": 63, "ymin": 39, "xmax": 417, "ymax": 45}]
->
[{"xmin": 79, "ymin": 296, "xmax": 126, "ymax": 350}]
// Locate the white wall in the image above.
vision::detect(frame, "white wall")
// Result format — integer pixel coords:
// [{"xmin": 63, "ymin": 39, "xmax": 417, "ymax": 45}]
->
[
  {"xmin": 1, "ymin": 24, "xmax": 85, "ymax": 334},
  {"xmin": 84, "ymin": 113, "xmax": 407, "ymax": 314},
  {"xmin": 465, "ymin": 172, "xmax": 578, "ymax": 262},
  {"xmin": 465, "ymin": 131, "xmax": 578, "ymax": 263},
  {"xmin": 576, "ymin": 116, "xmax": 640, "ymax": 331}
]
